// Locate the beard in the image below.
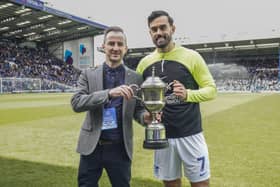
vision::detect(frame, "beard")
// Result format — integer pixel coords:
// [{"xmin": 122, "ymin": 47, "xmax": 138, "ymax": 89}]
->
[{"xmin": 153, "ymin": 35, "xmax": 172, "ymax": 49}]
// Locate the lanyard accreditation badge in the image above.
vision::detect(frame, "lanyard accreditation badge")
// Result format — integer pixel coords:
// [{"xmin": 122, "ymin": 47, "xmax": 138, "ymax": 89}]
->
[{"xmin": 102, "ymin": 107, "xmax": 118, "ymax": 130}]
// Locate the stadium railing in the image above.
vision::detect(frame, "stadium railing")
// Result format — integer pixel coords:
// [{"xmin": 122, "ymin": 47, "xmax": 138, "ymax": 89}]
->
[{"xmin": 0, "ymin": 78, "xmax": 78, "ymax": 94}]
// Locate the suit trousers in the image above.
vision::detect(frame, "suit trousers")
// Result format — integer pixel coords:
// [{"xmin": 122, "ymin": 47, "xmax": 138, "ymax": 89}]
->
[{"xmin": 78, "ymin": 141, "xmax": 131, "ymax": 187}]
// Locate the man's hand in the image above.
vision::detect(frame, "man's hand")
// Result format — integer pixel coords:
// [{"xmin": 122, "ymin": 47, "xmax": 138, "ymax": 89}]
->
[
  {"xmin": 109, "ymin": 85, "xmax": 134, "ymax": 100},
  {"xmin": 143, "ymin": 111, "xmax": 152, "ymax": 124},
  {"xmin": 173, "ymin": 80, "xmax": 188, "ymax": 100},
  {"xmin": 143, "ymin": 111, "xmax": 162, "ymax": 124}
]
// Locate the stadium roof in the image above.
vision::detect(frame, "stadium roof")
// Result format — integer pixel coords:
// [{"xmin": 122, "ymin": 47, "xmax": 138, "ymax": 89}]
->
[
  {"xmin": 0, "ymin": 0, "xmax": 108, "ymax": 45},
  {"xmin": 126, "ymin": 37, "xmax": 280, "ymax": 58}
]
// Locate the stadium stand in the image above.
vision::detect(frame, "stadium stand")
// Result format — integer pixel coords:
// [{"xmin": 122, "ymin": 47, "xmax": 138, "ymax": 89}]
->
[
  {"xmin": 0, "ymin": 0, "xmax": 108, "ymax": 93},
  {"xmin": 1, "ymin": 0, "xmax": 279, "ymax": 93},
  {"xmin": 0, "ymin": 38, "xmax": 80, "ymax": 90},
  {"xmin": 125, "ymin": 39, "xmax": 280, "ymax": 92}
]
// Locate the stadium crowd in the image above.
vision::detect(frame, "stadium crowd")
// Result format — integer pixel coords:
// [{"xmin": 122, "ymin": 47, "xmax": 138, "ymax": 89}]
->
[
  {"xmin": 212, "ymin": 58, "xmax": 280, "ymax": 92},
  {"xmin": 0, "ymin": 39, "xmax": 81, "ymax": 88},
  {"xmin": 125, "ymin": 54, "xmax": 280, "ymax": 92},
  {"xmin": 1, "ymin": 38, "xmax": 279, "ymax": 92}
]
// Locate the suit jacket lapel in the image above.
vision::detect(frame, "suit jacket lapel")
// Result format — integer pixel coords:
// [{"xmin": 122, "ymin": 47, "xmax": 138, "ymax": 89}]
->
[
  {"xmin": 92, "ymin": 64, "xmax": 104, "ymax": 91},
  {"xmin": 124, "ymin": 67, "xmax": 132, "ymax": 85},
  {"xmin": 123, "ymin": 67, "xmax": 136, "ymax": 117}
]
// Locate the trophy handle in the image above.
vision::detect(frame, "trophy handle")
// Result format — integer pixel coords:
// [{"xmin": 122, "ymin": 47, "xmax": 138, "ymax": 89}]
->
[
  {"xmin": 129, "ymin": 84, "xmax": 154, "ymax": 114},
  {"xmin": 165, "ymin": 81, "xmax": 174, "ymax": 92},
  {"xmin": 129, "ymin": 84, "xmax": 140, "ymax": 91},
  {"xmin": 129, "ymin": 84, "xmax": 142, "ymax": 100}
]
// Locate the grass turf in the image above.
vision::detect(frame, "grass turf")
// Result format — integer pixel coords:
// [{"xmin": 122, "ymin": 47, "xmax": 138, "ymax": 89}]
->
[{"xmin": 0, "ymin": 93, "xmax": 279, "ymax": 187}]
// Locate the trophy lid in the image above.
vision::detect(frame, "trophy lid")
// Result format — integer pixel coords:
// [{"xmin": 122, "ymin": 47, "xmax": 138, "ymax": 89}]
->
[{"xmin": 141, "ymin": 66, "xmax": 165, "ymax": 89}]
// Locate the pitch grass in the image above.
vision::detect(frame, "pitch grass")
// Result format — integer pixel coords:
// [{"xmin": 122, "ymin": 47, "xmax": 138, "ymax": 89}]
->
[{"xmin": 0, "ymin": 93, "xmax": 279, "ymax": 187}]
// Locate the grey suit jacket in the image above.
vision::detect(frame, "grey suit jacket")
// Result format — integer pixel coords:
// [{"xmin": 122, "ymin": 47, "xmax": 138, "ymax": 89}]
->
[{"xmin": 71, "ymin": 63, "xmax": 145, "ymax": 160}]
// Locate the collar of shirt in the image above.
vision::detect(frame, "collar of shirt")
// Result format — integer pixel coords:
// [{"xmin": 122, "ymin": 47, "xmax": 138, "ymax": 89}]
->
[
  {"xmin": 103, "ymin": 62, "xmax": 125, "ymax": 90},
  {"xmin": 103, "ymin": 62, "xmax": 125, "ymax": 74}
]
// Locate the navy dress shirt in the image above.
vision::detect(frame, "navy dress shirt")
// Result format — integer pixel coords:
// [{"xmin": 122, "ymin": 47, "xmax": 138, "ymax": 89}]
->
[{"xmin": 100, "ymin": 63, "xmax": 125, "ymax": 141}]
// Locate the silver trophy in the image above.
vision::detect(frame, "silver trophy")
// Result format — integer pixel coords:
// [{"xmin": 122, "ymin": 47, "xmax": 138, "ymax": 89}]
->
[{"xmin": 131, "ymin": 67, "xmax": 169, "ymax": 149}]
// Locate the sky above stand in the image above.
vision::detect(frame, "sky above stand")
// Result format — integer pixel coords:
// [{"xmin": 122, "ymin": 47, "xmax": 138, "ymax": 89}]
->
[{"xmin": 46, "ymin": 0, "xmax": 280, "ymax": 48}]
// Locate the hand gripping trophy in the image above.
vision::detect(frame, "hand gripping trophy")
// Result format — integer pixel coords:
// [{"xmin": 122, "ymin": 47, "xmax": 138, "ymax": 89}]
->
[{"xmin": 131, "ymin": 67, "xmax": 170, "ymax": 149}]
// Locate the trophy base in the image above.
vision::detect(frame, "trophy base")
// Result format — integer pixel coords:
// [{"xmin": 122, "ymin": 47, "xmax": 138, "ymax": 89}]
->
[{"xmin": 143, "ymin": 139, "xmax": 169, "ymax": 149}]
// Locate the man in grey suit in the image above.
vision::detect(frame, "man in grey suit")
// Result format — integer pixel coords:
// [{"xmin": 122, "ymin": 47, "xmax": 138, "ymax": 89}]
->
[{"xmin": 71, "ymin": 26, "xmax": 150, "ymax": 187}]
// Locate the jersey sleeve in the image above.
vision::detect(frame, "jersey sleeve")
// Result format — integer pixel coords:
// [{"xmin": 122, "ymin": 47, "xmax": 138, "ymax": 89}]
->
[{"xmin": 186, "ymin": 52, "xmax": 217, "ymax": 102}]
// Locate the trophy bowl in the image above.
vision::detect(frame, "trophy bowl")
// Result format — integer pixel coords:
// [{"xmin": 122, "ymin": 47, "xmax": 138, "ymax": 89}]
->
[{"xmin": 140, "ymin": 69, "xmax": 169, "ymax": 149}]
